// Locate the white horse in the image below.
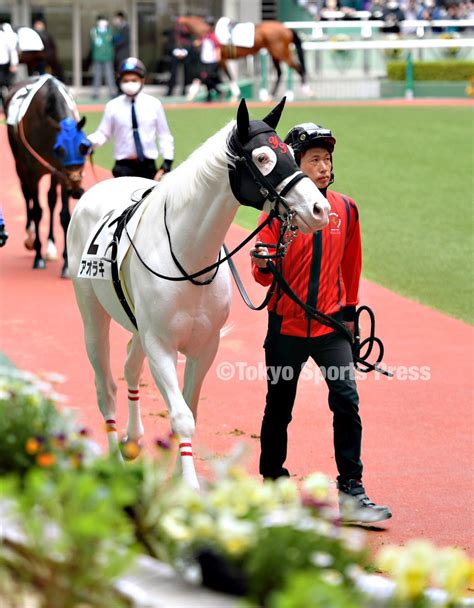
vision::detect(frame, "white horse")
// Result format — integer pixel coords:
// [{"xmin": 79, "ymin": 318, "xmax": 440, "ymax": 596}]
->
[{"xmin": 67, "ymin": 98, "xmax": 330, "ymax": 489}]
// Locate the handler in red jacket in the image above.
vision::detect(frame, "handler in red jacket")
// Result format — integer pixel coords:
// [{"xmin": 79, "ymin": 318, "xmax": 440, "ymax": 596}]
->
[{"xmin": 250, "ymin": 123, "xmax": 391, "ymax": 523}]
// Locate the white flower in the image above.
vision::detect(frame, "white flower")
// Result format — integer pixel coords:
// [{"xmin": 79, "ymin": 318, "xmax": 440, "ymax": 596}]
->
[
  {"xmin": 161, "ymin": 512, "xmax": 193, "ymax": 542},
  {"xmin": 302, "ymin": 472, "xmax": 332, "ymax": 501},
  {"xmin": 311, "ymin": 551, "xmax": 334, "ymax": 568},
  {"xmin": 215, "ymin": 515, "xmax": 256, "ymax": 556}
]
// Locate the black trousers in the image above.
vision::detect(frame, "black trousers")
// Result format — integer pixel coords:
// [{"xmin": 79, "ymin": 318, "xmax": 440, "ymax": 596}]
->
[
  {"xmin": 260, "ymin": 321, "xmax": 363, "ymax": 484},
  {"xmin": 200, "ymin": 62, "xmax": 221, "ymax": 100},
  {"xmin": 112, "ymin": 159, "xmax": 157, "ymax": 180},
  {"xmin": 167, "ymin": 54, "xmax": 192, "ymax": 96}
]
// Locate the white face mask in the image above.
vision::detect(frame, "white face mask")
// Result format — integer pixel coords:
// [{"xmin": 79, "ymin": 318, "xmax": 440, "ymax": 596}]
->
[
  {"xmin": 98, "ymin": 19, "xmax": 108, "ymax": 31},
  {"xmin": 120, "ymin": 81, "xmax": 142, "ymax": 97}
]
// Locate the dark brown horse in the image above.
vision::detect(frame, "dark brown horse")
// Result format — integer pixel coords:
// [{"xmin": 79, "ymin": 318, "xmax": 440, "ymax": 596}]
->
[
  {"xmin": 5, "ymin": 75, "xmax": 90, "ymax": 276},
  {"xmin": 178, "ymin": 16, "xmax": 307, "ymax": 98}
]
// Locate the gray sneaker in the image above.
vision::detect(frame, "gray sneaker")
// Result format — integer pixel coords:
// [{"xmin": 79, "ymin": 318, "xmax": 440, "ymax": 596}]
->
[{"xmin": 338, "ymin": 479, "xmax": 392, "ymax": 524}]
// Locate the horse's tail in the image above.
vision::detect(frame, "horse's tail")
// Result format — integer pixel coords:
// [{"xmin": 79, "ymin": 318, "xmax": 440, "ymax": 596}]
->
[{"xmin": 292, "ymin": 29, "xmax": 306, "ymax": 79}]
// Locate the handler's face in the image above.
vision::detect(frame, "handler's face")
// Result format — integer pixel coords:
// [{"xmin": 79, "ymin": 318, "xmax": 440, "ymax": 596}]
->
[{"xmin": 300, "ymin": 147, "xmax": 332, "ymax": 190}]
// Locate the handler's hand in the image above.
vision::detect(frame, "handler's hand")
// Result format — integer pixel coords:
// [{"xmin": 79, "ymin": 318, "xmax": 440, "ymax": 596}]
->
[
  {"xmin": 154, "ymin": 169, "xmax": 165, "ymax": 181},
  {"xmin": 250, "ymin": 242, "xmax": 269, "ymax": 268}
]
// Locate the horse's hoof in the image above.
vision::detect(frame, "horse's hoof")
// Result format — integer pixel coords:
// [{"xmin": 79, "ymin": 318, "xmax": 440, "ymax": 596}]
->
[
  {"xmin": 61, "ymin": 266, "xmax": 70, "ymax": 279},
  {"xmin": 120, "ymin": 438, "xmax": 142, "ymax": 461},
  {"xmin": 33, "ymin": 258, "xmax": 46, "ymax": 270},
  {"xmin": 45, "ymin": 240, "xmax": 58, "ymax": 261},
  {"xmin": 24, "ymin": 233, "xmax": 35, "ymax": 251}
]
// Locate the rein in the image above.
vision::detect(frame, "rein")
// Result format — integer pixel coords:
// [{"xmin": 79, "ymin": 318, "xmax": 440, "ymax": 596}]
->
[
  {"xmin": 18, "ymin": 119, "xmax": 65, "ymax": 181},
  {"xmin": 264, "ymin": 260, "xmax": 392, "ymax": 376}
]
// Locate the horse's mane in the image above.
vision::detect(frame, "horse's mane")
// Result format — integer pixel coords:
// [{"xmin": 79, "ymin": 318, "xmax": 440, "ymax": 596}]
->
[{"xmin": 156, "ymin": 120, "xmax": 237, "ymax": 212}]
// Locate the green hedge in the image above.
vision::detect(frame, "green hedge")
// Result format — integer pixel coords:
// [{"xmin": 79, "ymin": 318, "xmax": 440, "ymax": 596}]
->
[{"xmin": 387, "ymin": 60, "xmax": 474, "ymax": 81}]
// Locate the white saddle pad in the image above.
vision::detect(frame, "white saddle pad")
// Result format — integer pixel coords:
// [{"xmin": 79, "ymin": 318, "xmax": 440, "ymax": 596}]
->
[
  {"xmin": 6, "ymin": 74, "xmax": 79, "ymax": 127},
  {"xmin": 77, "ymin": 193, "xmax": 150, "ymax": 281},
  {"xmin": 215, "ymin": 18, "xmax": 255, "ymax": 48},
  {"xmin": 231, "ymin": 23, "xmax": 255, "ymax": 48}
]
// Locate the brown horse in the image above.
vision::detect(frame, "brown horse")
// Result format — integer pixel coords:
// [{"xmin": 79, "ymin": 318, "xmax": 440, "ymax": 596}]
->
[
  {"xmin": 5, "ymin": 75, "xmax": 90, "ymax": 276},
  {"xmin": 178, "ymin": 16, "xmax": 306, "ymax": 98}
]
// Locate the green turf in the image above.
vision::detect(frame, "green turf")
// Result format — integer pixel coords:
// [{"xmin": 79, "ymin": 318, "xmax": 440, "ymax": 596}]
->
[{"xmin": 83, "ymin": 105, "xmax": 474, "ymax": 324}]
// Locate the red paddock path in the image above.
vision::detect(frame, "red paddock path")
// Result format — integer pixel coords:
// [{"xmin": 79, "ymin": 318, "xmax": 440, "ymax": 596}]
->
[{"xmin": 0, "ymin": 123, "xmax": 472, "ymax": 558}]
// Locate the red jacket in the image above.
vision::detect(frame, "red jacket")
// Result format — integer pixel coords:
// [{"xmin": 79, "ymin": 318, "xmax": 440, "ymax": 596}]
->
[{"xmin": 251, "ymin": 190, "xmax": 362, "ymax": 338}]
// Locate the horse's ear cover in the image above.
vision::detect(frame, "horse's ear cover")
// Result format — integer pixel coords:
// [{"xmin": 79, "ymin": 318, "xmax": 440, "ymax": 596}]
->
[
  {"xmin": 262, "ymin": 97, "xmax": 286, "ymax": 130},
  {"xmin": 236, "ymin": 98, "xmax": 249, "ymax": 142}
]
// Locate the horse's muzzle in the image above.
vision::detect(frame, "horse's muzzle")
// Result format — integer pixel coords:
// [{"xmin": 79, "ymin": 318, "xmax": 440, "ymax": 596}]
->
[
  {"xmin": 69, "ymin": 187, "xmax": 85, "ymax": 199},
  {"xmin": 313, "ymin": 202, "xmax": 330, "ymax": 227},
  {"xmin": 64, "ymin": 167, "xmax": 85, "ymax": 199}
]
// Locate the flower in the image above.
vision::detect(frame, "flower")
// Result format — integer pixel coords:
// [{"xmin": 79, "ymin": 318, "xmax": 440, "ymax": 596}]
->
[
  {"xmin": 432, "ymin": 547, "xmax": 474, "ymax": 602},
  {"xmin": 36, "ymin": 452, "xmax": 56, "ymax": 468},
  {"xmin": 303, "ymin": 472, "xmax": 331, "ymax": 501},
  {"xmin": 377, "ymin": 540, "xmax": 436, "ymax": 601},
  {"xmin": 161, "ymin": 512, "xmax": 193, "ymax": 542},
  {"xmin": 215, "ymin": 515, "xmax": 256, "ymax": 557},
  {"xmin": 25, "ymin": 438, "xmax": 41, "ymax": 455}
]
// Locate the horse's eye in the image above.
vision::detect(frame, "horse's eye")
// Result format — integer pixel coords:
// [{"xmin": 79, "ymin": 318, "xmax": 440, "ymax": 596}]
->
[
  {"xmin": 257, "ymin": 154, "xmax": 267, "ymax": 163},
  {"xmin": 55, "ymin": 146, "xmax": 65, "ymax": 159}
]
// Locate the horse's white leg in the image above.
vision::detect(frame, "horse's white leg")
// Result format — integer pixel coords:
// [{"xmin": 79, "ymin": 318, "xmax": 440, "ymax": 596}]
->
[
  {"xmin": 73, "ymin": 283, "xmax": 120, "ymax": 458},
  {"xmin": 144, "ymin": 343, "xmax": 198, "ymax": 489},
  {"xmin": 182, "ymin": 335, "xmax": 220, "ymax": 421},
  {"xmin": 124, "ymin": 334, "xmax": 145, "ymax": 444},
  {"xmin": 175, "ymin": 336, "xmax": 220, "ymax": 482}
]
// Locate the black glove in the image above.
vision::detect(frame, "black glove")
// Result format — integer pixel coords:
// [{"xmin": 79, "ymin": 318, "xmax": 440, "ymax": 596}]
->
[{"xmin": 160, "ymin": 159, "xmax": 173, "ymax": 173}]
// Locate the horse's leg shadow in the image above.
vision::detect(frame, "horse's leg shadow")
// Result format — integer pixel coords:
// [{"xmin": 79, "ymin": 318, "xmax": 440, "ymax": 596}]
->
[
  {"xmin": 46, "ymin": 176, "xmax": 59, "ymax": 262},
  {"xmin": 122, "ymin": 334, "xmax": 146, "ymax": 457}
]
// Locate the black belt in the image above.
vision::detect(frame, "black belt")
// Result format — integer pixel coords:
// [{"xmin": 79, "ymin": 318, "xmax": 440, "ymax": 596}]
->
[{"xmin": 116, "ymin": 158, "xmax": 154, "ymax": 165}]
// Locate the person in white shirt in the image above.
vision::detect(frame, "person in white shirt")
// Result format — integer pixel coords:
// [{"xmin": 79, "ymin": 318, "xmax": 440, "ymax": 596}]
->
[
  {"xmin": 0, "ymin": 22, "xmax": 18, "ymax": 113},
  {"xmin": 87, "ymin": 57, "xmax": 174, "ymax": 180},
  {"xmin": 199, "ymin": 16, "xmax": 222, "ymax": 102}
]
